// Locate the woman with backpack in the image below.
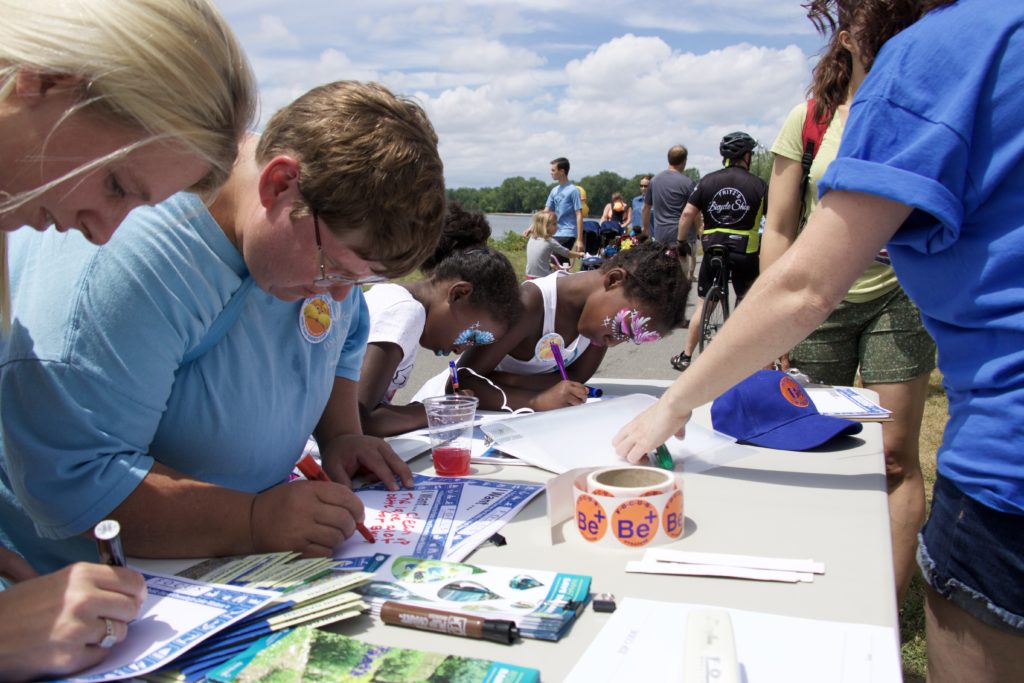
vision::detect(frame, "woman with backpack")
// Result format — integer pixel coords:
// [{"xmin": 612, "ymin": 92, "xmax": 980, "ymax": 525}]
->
[{"xmin": 759, "ymin": 1, "xmax": 936, "ymax": 603}]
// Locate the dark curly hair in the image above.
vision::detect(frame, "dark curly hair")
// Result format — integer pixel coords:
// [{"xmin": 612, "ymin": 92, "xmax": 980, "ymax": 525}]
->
[
  {"xmin": 422, "ymin": 201, "xmax": 522, "ymax": 326},
  {"xmin": 805, "ymin": 0, "xmax": 957, "ymax": 122},
  {"xmin": 601, "ymin": 242, "xmax": 690, "ymax": 331}
]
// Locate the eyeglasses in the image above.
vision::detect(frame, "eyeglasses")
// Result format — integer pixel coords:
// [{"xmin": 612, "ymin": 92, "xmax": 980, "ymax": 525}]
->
[{"xmin": 312, "ymin": 211, "xmax": 388, "ymax": 288}]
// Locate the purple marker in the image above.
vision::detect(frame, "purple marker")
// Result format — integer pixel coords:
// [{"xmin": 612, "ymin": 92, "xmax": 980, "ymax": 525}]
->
[{"xmin": 549, "ymin": 342, "xmax": 569, "ymax": 381}]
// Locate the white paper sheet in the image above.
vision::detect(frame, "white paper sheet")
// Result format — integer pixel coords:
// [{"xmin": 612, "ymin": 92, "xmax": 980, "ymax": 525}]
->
[
  {"xmin": 565, "ymin": 598, "xmax": 901, "ymax": 683},
  {"xmin": 480, "ymin": 394, "xmax": 746, "ymax": 473}
]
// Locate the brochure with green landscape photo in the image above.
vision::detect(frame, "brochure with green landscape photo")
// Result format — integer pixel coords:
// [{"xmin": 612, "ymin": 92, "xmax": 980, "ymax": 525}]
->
[{"xmin": 207, "ymin": 626, "xmax": 539, "ymax": 683}]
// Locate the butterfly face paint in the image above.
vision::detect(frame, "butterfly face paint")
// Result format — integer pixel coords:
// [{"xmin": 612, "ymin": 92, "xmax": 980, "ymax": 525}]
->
[
  {"xmin": 453, "ymin": 321, "xmax": 496, "ymax": 348},
  {"xmin": 604, "ymin": 308, "xmax": 661, "ymax": 345}
]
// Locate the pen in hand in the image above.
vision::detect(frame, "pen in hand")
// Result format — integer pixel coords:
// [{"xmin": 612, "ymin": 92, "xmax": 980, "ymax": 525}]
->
[
  {"xmin": 549, "ymin": 341, "xmax": 569, "ymax": 381},
  {"xmin": 448, "ymin": 360, "xmax": 460, "ymax": 392},
  {"xmin": 296, "ymin": 453, "xmax": 375, "ymax": 543},
  {"xmin": 550, "ymin": 341, "xmax": 602, "ymax": 397}
]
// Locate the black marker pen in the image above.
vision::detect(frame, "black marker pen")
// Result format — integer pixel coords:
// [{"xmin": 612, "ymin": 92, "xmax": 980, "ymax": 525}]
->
[{"xmin": 94, "ymin": 519, "xmax": 126, "ymax": 567}]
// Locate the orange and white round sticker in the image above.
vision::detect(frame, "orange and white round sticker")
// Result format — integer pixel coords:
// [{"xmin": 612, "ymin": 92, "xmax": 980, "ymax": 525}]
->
[
  {"xmin": 300, "ymin": 295, "xmax": 332, "ymax": 344},
  {"xmin": 611, "ymin": 498, "xmax": 660, "ymax": 548},
  {"xmin": 575, "ymin": 493, "xmax": 608, "ymax": 543}
]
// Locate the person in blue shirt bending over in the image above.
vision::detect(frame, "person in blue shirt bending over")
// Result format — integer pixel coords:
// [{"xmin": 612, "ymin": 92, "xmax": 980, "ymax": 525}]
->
[{"xmin": 0, "ymin": 81, "xmax": 445, "ymax": 578}]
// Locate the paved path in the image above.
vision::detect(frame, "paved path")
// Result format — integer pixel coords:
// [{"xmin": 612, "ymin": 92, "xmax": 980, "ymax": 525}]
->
[{"xmin": 392, "ymin": 270, "xmax": 702, "ymax": 404}]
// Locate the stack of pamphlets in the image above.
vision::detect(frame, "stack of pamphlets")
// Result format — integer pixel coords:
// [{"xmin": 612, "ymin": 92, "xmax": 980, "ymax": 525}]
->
[
  {"xmin": 141, "ymin": 553, "xmax": 372, "ymax": 682},
  {"xmin": 206, "ymin": 626, "xmax": 540, "ymax": 683},
  {"xmin": 355, "ymin": 555, "xmax": 591, "ymax": 641},
  {"xmin": 334, "ymin": 473, "xmax": 544, "ymax": 569}
]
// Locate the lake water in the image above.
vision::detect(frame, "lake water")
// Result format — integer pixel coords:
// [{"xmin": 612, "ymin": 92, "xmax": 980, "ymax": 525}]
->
[{"xmin": 486, "ymin": 213, "xmax": 531, "ymax": 239}]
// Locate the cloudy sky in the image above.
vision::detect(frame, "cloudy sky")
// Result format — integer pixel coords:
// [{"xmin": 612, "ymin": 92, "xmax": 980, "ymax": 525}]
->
[{"xmin": 217, "ymin": 1, "xmax": 827, "ymax": 188}]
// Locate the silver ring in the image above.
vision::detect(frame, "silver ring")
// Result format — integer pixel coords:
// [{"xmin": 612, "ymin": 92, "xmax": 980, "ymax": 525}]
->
[{"xmin": 99, "ymin": 617, "xmax": 117, "ymax": 649}]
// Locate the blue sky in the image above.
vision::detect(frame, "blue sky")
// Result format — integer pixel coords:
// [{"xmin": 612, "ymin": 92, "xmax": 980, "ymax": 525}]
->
[{"xmin": 217, "ymin": 1, "xmax": 827, "ymax": 187}]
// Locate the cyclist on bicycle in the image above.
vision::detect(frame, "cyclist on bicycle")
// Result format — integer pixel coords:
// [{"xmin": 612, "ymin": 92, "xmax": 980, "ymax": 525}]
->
[{"xmin": 671, "ymin": 132, "xmax": 768, "ymax": 371}]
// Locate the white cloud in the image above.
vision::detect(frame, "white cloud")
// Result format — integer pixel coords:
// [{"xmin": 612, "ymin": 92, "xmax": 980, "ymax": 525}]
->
[
  {"xmin": 440, "ymin": 39, "xmax": 546, "ymax": 73},
  {"xmin": 253, "ymin": 15, "xmax": 299, "ymax": 49},
  {"xmin": 221, "ymin": 0, "xmax": 823, "ymax": 186}
]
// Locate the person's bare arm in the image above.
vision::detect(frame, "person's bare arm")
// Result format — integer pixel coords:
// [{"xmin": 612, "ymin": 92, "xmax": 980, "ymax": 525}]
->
[
  {"xmin": 642, "ymin": 202, "xmax": 652, "ymax": 238},
  {"xmin": 357, "ymin": 342, "xmax": 428, "ymax": 437},
  {"xmin": 760, "ymin": 155, "xmax": 804, "ymax": 273},
  {"xmin": 613, "ymin": 190, "xmax": 912, "ymax": 461},
  {"xmin": 0, "ymin": 560, "xmax": 147, "ymax": 680},
  {"xmin": 677, "ymin": 203, "xmax": 700, "ymax": 243},
  {"xmin": 108, "ymin": 461, "xmax": 363, "ymax": 558},
  {"xmin": 316, "ymin": 377, "xmax": 414, "ymax": 490}
]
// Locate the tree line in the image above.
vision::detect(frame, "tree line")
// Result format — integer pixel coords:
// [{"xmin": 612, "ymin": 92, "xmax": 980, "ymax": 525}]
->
[{"xmin": 446, "ymin": 147, "xmax": 773, "ymax": 215}]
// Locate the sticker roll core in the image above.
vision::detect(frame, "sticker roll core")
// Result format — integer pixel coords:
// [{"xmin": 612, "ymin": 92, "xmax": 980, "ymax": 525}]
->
[
  {"xmin": 574, "ymin": 467, "xmax": 684, "ymax": 549},
  {"xmin": 587, "ymin": 466, "xmax": 674, "ymax": 498}
]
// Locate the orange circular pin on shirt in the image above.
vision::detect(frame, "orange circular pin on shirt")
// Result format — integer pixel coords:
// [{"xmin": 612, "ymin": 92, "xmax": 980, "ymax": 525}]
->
[
  {"xmin": 611, "ymin": 498, "xmax": 660, "ymax": 548},
  {"xmin": 575, "ymin": 494, "xmax": 608, "ymax": 542}
]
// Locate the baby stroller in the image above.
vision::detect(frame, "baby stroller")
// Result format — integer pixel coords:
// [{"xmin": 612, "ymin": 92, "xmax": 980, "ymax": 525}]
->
[{"xmin": 580, "ymin": 219, "xmax": 604, "ymax": 270}]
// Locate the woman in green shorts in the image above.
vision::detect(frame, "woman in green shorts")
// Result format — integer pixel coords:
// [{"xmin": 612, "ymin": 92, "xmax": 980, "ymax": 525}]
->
[{"xmin": 760, "ymin": 10, "xmax": 935, "ymax": 601}]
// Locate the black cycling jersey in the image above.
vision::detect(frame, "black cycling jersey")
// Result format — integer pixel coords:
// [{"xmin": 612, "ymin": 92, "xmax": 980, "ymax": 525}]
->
[{"xmin": 687, "ymin": 165, "xmax": 768, "ymax": 254}]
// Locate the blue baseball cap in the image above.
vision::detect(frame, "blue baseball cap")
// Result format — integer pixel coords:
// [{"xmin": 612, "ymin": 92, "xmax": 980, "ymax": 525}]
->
[{"xmin": 711, "ymin": 370, "xmax": 862, "ymax": 450}]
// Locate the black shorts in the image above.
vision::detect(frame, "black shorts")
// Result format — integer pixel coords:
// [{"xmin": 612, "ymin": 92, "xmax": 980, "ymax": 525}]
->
[{"xmin": 696, "ymin": 250, "xmax": 759, "ymax": 299}]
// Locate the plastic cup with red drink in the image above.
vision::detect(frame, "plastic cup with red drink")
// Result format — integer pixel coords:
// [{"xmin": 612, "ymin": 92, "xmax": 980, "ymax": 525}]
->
[{"xmin": 422, "ymin": 395, "xmax": 478, "ymax": 476}]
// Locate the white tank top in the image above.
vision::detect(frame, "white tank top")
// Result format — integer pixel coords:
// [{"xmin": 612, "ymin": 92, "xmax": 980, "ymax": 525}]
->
[
  {"xmin": 494, "ymin": 271, "xmax": 591, "ymax": 374},
  {"xmin": 409, "ymin": 271, "xmax": 592, "ymax": 403}
]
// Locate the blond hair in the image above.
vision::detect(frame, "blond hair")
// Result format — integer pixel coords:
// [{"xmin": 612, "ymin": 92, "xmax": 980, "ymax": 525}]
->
[
  {"xmin": 527, "ymin": 209, "xmax": 554, "ymax": 240},
  {"xmin": 0, "ymin": 0, "xmax": 256, "ymax": 215},
  {"xmin": 256, "ymin": 81, "xmax": 446, "ymax": 279}
]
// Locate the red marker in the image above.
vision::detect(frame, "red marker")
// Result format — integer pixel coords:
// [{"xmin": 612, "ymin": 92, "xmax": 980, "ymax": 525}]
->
[{"xmin": 297, "ymin": 453, "xmax": 375, "ymax": 544}]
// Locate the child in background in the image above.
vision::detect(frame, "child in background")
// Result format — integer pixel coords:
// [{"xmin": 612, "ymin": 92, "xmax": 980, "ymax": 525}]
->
[
  {"xmin": 525, "ymin": 209, "xmax": 583, "ymax": 279},
  {"xmin": 359, "ymin": 203, "xmax": 522, "ymax": 436},
  {"xmin": 414, "ymin": 242, "xmax": 689, "ymax": 411}
]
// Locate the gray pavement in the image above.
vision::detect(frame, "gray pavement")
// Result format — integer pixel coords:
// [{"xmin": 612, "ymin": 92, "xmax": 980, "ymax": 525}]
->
[{"xmin": 391, "ymin": 269, "xmax": 702, "ymax": 404}]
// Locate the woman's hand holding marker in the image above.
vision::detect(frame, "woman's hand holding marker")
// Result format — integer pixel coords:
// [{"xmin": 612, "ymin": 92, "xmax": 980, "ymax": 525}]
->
[{"xmin": 250, "ymin": 479, "xmax": 364, "ymax": 557}]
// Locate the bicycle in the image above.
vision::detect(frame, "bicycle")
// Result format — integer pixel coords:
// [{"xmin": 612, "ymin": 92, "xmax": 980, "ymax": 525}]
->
[
  {"xmin": 669, "ymin": 244, "xmax": 733, "ymax": 371},
  {"xmin": 698, "ymin": 244, "xmax": 732, "ymax": 353}
]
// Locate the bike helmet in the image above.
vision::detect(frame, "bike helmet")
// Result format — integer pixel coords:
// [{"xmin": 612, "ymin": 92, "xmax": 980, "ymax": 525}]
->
[{"xmin": 719, "ymin": 131, "xmax": 757, "ymax": 160}]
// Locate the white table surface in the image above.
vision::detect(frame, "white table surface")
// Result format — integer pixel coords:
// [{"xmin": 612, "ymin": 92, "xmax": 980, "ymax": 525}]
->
[{"xmin": 137, "ymin": 378, "xmax": 897, "ymax": 681}]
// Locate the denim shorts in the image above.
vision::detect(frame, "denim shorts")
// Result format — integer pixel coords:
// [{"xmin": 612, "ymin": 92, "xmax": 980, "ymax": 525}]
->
[{"xmin": 917, "ymin": 475, "xmax": 1024, "ymax": 634}]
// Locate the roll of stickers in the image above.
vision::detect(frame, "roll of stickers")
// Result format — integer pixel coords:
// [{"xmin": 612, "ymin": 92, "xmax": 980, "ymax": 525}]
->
[{"xmin": 574, "ymin": 466, "xmax": 684, "ymax": 548}]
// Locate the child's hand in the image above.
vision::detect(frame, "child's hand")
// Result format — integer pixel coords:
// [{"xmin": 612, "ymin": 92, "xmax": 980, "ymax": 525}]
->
[
  {"xmin": 533, "ymin": 380, "xmax": 588, "ymax": 410},
  {"xmin": 319, "ymin": 434, "xmax": 415, "ymax": 490}
]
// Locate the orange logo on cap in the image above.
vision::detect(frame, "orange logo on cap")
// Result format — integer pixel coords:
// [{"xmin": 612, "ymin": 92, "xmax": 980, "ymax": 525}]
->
[
  {"xmin": 779, "ymin": 376, "xmax": 809, "ymax": 408},
  {"xmin": 575, "ymin": 494, "xmax": 608, "ymax": 542},
  {"xmin": 611, "ymin": 498, "xmax": 660, "ymax": 548}
]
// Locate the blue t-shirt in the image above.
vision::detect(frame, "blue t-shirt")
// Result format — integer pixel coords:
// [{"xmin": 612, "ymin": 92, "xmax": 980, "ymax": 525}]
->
[
  {"xmin": 545, "ymin": 183, "xmax": 582, "ymax": 238},
  {"xmin": 0, "ymin": 193, "xmax": 369, "ymax": 571},
  {"xmin": 820, "ymin": 0, "xmax": 1024, "ymax": 515},
  {"xmin": 630, "ymin": 194, "xmax": 644, "ymax": 229}
]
